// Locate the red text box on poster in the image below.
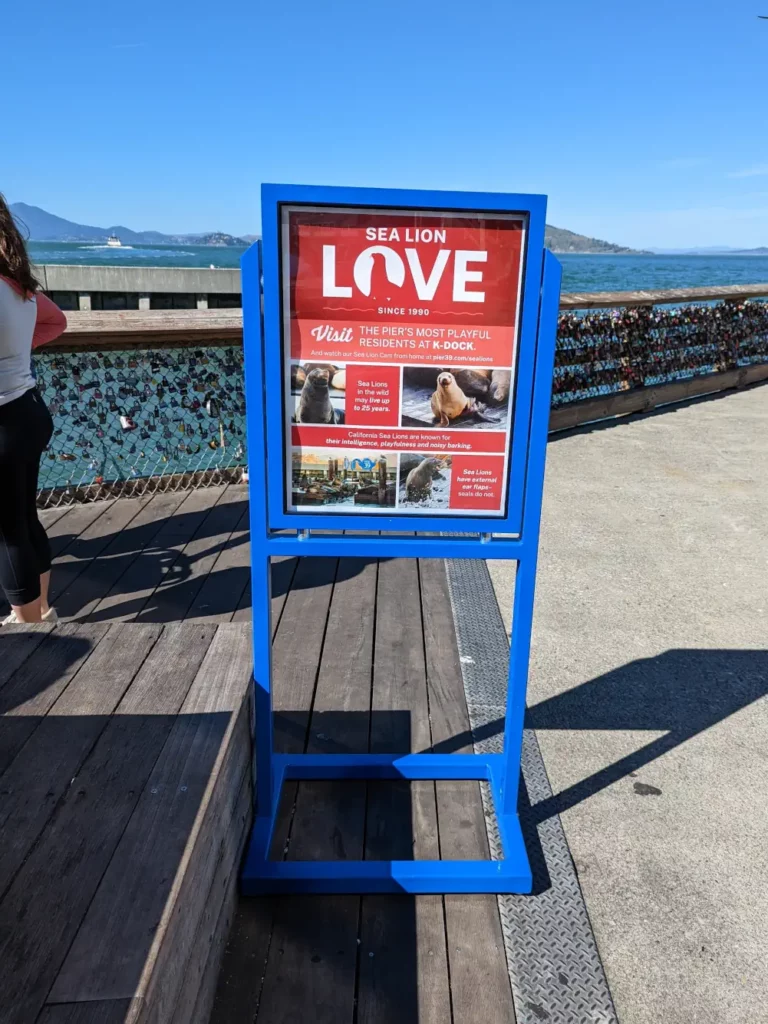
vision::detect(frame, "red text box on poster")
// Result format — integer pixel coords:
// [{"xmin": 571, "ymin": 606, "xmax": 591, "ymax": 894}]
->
[
  {"xmin": 346, "ymin": 364, "xmax": 400, "ymax": 426},
  {"xmin": 292, "ymin": 426, "xmax": 507, "ymax": 454},
  {"xmin": 290, "ymin": 322, "xmax": 513, "ymax": 366},
  {"xmin": 449, "ymin": 455, "xmax": 506, "ymax": 511}
]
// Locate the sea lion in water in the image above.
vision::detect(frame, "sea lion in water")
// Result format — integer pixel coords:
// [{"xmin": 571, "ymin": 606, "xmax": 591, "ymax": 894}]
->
[
  {"xmin": 430, "ymin": 372, "xmax": 476, "ymax": 426},
  {"xmin": 297, "ymin": 367, "xmax": 338, "ymax": 424},
  {"xmin": 406, "ymin": 457, "xmax": 444, "ymax": 501},
  {"xmin": 488, "ymin": 369, "xmax": 511, "ymax": 406}
]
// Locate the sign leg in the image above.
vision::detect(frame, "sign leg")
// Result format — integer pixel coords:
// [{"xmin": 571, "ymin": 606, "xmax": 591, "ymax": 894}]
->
[
  {"xmin": 251, "ymin": 550, "xmax": 274, "ymax": 817},
  {"xmin": 501, "ymin": 250, "xmax": 562, "ymax": 817}
]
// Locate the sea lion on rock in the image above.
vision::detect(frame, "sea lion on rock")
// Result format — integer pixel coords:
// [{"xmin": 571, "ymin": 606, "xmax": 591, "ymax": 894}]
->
[
  {"xmin": 291, "ymin": 364, "xmax": 307, "ymax": 390},
  {"xmin": 297, "ymin": 367, "xmax": 338, "ymax": 424},
  {"xmin": 303, "ymin": 363, "xmax": 339, "ymax": 377},
  {"xmin": 452, "ymin": 369, "xmax": 491, "ymax": 399},
  {"xmin": 430, "ymin": 372, "xmax": 476, "ymax": 427},
  {"xmin": 406, "ymin": 457, "xmax": 444, "ymax": 501},
  {"xmin": 399, "ymin": 453, "xmax": 424, "ymax": 479},
  {"xmin": 405, "ymin": 367, "xmax": 442, "ymax": 389},
  {"xmin": 488, "ymin": 369, "xmax": 511, "ymax": 406}
]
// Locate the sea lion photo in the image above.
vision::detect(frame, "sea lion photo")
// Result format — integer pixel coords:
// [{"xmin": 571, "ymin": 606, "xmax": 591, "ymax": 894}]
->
[
  {"xmin": 405, "ymin": 457, "xmax": 444, "ymax": 501},
  {"xmin": 303, "ymin": 362, "xmax": 340, "ymax": 380},
  {"xmin": 430, "ymin": 372, "xmax": 476, "ymax": 427},
  {"xmin": 488, "ymin": 369, "xmax": 511, "ymax": 406},
  {"xmin": 452, "ymin": 368, "xmax": 491, "ymax": 399},
  {"xmin": 400, "ymin": 365, "xmax": 510, "ymax": 430},
  {"xmin": 296, "ymin": 367, "xmax": 339, "ymax": 424}
]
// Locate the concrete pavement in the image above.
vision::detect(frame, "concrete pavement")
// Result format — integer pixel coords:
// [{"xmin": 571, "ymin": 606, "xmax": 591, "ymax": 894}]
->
[{"xmin": 489, "ymin": 384, "xmax": 768, "ymax": 1024}]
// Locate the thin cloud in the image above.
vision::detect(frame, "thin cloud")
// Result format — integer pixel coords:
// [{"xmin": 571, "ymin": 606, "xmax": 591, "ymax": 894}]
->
[{"xmin": 727, "ymin": 164, "xmax": 768, "ymax": 179}]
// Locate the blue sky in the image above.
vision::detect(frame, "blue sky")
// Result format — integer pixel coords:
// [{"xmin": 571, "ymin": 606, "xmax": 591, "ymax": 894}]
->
[{"xmin": 4, "ymin": 0, "xmax": 767, "ymax": 248}]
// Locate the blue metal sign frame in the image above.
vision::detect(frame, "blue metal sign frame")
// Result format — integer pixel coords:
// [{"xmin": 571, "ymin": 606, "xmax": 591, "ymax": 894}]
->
[{"xmin": 240, "ymin": 183, "xmax": 562, "ymax": 894}]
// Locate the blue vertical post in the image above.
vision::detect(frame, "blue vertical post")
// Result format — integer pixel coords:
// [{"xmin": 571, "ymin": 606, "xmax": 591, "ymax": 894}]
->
[
  {"xmin": 501, "ymin": 250, "xmax": 563, "ymax": 815},
  {"xmin": 241, "ymin": 241, "xmax": 274, "ymax": 817}
]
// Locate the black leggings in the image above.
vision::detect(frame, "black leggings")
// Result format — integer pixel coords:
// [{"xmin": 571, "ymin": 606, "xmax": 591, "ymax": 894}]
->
[{"xmin": 0, "ymin": 388, "xmax": 54, "ymax": 606}]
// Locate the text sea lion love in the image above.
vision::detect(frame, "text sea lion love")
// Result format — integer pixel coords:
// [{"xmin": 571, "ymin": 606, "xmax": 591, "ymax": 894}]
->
[{"xmin": 312, "ymin": 229, "xmax": 490, "ymax": 348}]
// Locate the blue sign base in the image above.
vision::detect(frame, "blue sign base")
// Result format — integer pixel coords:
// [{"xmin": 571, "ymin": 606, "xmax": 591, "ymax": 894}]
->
[{"xmin": 240, "ymin": 753, "xmax": 532, "ymax": 894}]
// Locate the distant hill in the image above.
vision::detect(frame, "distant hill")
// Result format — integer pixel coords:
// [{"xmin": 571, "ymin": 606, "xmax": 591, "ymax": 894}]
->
[
  {"xmin": 650, "ymin": 245, "xmax": 768, "ymax": 255},
  {"xmin": 12, "ymin": 201, "xmax": 640, "ymax": 253},
  {"xmin": 10, "ymin": 203, "xmax": 248, "ymax": 247},
  {"xmin": 544, "ymin": 225, "xmax": 642, "ymax": 254}
]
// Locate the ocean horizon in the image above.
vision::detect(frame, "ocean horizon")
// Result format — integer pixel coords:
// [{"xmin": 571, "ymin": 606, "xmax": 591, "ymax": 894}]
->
[{"xmin": 27, "ymin": 242, "xmax": 768, "ymax": 294}]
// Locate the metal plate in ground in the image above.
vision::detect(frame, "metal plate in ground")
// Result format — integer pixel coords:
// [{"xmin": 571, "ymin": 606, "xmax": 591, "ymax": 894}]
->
[{"xmin": 446, "ymin": 558, "xmax": 619, "ymax": 1024}]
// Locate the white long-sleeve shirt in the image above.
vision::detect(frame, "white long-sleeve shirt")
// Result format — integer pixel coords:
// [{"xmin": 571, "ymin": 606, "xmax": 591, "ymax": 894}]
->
[{"xmin": 0, "ymin": 277, "xmax": 67, "ymax": 407}]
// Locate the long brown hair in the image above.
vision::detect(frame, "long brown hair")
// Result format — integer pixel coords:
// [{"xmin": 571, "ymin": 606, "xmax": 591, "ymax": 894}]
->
[{"xmin": 0, "ymin": 193, "xmax": 39, "ymax": 295}]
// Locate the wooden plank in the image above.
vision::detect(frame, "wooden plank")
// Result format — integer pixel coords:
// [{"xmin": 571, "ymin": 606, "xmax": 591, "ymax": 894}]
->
[
  {"xmin": 37, "ymin": 1000, "xmax": 137, "ymax": 1024},
  {"xmin": 254, "ymin": 890, "xmax": 359, "ymax": 1024},
  {"xmin": 188, "ymin": 501, "xmax": 252, "ymax": 623},
  {"xmin": 48, "ymin": 497, "xmax": 152, "ymax": 607},
  {"xmin": 0, "ymin": 502, "xmax": 111, "ymax": 616},
  {"xmin": 47, "ymin": 501, "xmax": 116, "ymax": 560},
  {"xmin": 420, "ymin": 558, "xmax": 478, "ymax": 755},
  {"xmin": 137, "ymin": 486, "xmax": 247, "ymax": 623},
  {"xmin": 357, "ymin": 886, "xmax": 449, "ymax": 1024},
  {"xmin": 0, "ymin": 623, "xmax": 109, "ymax": 778},
  {"xmin": 0, "ymin": 624, "xmax": 162, "ymax": 898},
  {"xmin": 87, "ymin": 488, "xmax": 225, "ymax": 622},
  {"xmin": 208, "ymin": 899, "xmax": 277, "ymax": 1024},
  {"xmin": 38, "ymin": 506, "xmax": 73, "ymax": 529},
  {"xmin": 254, "ymin": 557, "xmax": 375, "ymax": 1024},
  {"xmin": 0, "ymin": 624, "xmax": 54, "ymax": 691},
  {"xmin": 166, "ymin": 772, "xmax": 252, "ymax": 1024},
  {"xmin": 371, "ymin": 557, "xmax": 431, "ymax": 753},
  {"xmin": 0, "ymin": 623, "xmax": 215, "ymax": 1024},
  {"xmin": 357, "ymin": 556, "xmax": 451, "ymax": 1024},
  {"xmin": 560, "ymin": 281, "xmax": 768, "ymax": 309},
  {"xmin": 49, "ymin": 625, "xmax": 252, "ymax": 1006},
  {"xmin": 230, "ymin": 552, "xmax": 298, "ymax": 628},
  {"xmin": 275, "ymin": 557, "xmax": 377, "ymax": 855},
  {"xmin": 419, "ymin": 560, "xmax": 515, "ymax": 1023},
  {"xmin": 51, "ymin": 282, "xmax": 768, "ymax": 337},
  {"xmin": 54, "ymin": 309, "xmax": 243, "ymax": 346},
  {"xmin": 442, "ymin": 889, "xmax": 514, "ymax": 1024},
  {"xmin": 56, "ymin": 491, "xmax": 189, "ymax": 622},
  {"xmin": 271, "ymin": 557, "xmax": 337, "ymax": 755}
]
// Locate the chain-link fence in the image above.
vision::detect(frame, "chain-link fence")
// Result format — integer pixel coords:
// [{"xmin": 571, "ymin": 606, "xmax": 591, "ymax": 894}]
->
[
  {"xmin": 35, "ymin": 343, "xmax": 247, "ymax": 508},
  {"xmin": 554, "ymin": 299, "xmax": 768, "ymax": 405},
  {"xmin": 35, "ymin": 299, "xmax": 768, "ymax": 507}
]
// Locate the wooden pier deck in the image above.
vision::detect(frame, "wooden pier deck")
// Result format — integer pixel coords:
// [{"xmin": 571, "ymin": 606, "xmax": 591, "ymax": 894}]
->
[{"xmin": 0, "ymin": 485, "xmax": 514, "ymax": 1024}]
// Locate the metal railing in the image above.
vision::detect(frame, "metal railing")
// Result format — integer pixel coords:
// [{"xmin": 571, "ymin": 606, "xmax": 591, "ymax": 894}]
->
[{"xmin": 35, "ymin": 285, "xmax": 768, "ymax": 507}]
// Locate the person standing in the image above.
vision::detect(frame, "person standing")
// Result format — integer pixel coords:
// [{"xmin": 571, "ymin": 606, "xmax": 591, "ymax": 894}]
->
[{"xmin": 0, "ymin": 194, "xmax": 67, "ymax": 623}]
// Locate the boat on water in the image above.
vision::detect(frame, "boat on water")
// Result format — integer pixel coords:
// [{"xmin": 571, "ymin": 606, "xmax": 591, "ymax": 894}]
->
[{"xmin": 106, "ymin": 234, "xmax": 122, "ymax": 247}]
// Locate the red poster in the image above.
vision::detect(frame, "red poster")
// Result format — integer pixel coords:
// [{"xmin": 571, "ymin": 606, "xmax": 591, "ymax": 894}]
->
[{"xmin": 283, "ymin": 205, "xmax": 525, "ymax": 517}]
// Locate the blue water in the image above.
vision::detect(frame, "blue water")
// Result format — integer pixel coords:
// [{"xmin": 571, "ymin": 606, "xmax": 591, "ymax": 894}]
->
[
  {"xmin": 29, "ymin": 241, "xmax": 246, "ymax": 270},
  {"xmin": 28, "ymin": 242, "xmax": 768, "ymax": 292},
  {"xmin": 557, "ymin": 253, "xmax": 768, "ymax": 292}
]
